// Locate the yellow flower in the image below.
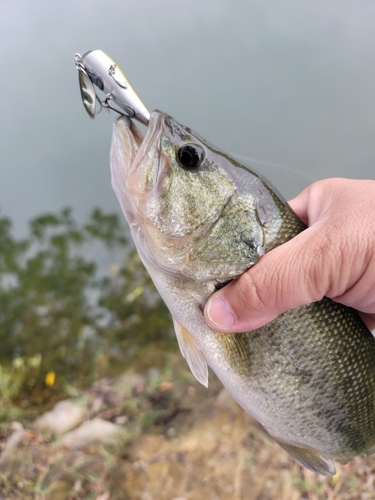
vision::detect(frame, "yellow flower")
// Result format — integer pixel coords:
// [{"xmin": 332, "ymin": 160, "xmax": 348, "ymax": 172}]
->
[{"xmin": 45, "ymin": 371, "xmax": 56, "ymax": 387}]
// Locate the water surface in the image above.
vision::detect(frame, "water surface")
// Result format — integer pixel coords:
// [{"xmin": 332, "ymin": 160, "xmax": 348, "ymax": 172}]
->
[{"xmin": 0, "ymin": 0, "xmax": 374, "ymax": 234}]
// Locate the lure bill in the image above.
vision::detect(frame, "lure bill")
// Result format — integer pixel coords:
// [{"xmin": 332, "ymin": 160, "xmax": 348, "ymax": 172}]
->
[{"xmin": 74, "ymin": 50, "xmax": 150, "ymax": 126}]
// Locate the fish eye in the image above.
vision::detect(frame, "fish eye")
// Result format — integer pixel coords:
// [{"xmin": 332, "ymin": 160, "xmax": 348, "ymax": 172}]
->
[{"xmin": 177, "ymin": 143, "xmax": 205, "ymax": 171}]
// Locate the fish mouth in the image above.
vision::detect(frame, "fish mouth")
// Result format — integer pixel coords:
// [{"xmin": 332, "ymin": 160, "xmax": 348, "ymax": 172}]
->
[
  {"xmin": 110, "ymin": 111, "xmax": 188, "ymax": 275},
  {"xmin": 110, "ymin": 111, "xmax": 165, "ymax": 220}
]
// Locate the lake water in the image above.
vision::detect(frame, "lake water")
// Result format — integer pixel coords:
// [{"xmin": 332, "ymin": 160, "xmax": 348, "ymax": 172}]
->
[{"xmin": 1, "ymin": 0, "xmax": 374, "ymax": 235}]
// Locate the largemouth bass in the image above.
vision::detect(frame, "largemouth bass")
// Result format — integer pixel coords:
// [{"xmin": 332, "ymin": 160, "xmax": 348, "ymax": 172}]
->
[{"xmin": 110, "ymin": 111, "xmax": 375, "ymax": 476}]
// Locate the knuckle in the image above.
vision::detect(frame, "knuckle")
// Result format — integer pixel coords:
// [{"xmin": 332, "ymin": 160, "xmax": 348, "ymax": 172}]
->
[
  {"xmin": 300, "ymin": 234, "xmax": 331, "ymax": 301},
  {"xmin": 236, "ymin": 268, "xmax": 268, "ymax": 315},
  {"xmin": 301, "ymin": 220, "xmax": 348, "ymax": 300}
]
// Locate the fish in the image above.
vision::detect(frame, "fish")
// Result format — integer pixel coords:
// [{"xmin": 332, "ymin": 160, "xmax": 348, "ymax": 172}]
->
[{"xmin": 109, "ymin": 110, "xmax": 375, "ymax": 476}]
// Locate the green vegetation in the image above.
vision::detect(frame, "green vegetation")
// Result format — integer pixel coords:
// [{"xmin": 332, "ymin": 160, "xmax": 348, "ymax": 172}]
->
[
  {"xmin": 2, "ymin": 209, "xmax": 375, "ymax": 499},
  {"xmin": 0, "ymin": 208, "xmax": 175, "ymax": 418}
]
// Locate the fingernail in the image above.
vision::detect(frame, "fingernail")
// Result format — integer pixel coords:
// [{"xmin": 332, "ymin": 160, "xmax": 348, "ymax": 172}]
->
[{"xmin": 206, "ymin": 296, "xmax": 236, "ymax": 327}]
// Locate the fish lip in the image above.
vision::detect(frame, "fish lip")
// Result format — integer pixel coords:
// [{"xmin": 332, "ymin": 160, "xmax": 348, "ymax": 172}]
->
[
  {"xmin": 110, "ymin": 111, "xmax": 165, "ymax": 221},
  {"xmin": 130, "ymin": 110, "xmax": 165, "ymax": 173},
  {"xmin": 121, "ymin": 110, "xmax": 167, "ymax": 198}
]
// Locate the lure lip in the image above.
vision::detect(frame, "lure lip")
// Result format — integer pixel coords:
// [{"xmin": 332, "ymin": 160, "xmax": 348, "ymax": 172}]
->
[
  {"xmin": 74, "ymin": 50, "xmax": 150, "ymax": 126},
  {"xmin": 74, "ymin": 53, "xmax": 98, "ymax": 120}
]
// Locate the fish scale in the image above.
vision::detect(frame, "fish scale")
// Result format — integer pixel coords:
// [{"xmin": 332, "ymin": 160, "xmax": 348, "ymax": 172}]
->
[{"xmin": 218, "ymin": 299, "xmax": 375, "ymax": 459}]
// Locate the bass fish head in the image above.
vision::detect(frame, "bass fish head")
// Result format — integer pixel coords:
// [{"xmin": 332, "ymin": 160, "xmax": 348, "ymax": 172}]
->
[{"xmin": 110, "ymin": 111, "xmax": 282, "ymax": 280}]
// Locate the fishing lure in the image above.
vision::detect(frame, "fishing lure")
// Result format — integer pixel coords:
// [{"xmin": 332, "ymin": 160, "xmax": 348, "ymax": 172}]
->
[{"xmin": 74, "ymin": 50, "xmax": 150, "ymax": 126}]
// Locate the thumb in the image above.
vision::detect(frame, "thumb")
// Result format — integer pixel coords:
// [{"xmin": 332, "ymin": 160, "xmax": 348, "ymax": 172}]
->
[{"xmin": 204, "ymin": 222, "xmax": 331, "ymax": 333}]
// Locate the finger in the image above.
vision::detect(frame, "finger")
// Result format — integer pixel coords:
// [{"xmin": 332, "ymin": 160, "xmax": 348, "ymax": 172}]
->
[
  {"xmin": 204, "ymin": 224, "xmax": 330, "ymax": 333},
  {"xmin": 287, "ymin": 187, "xmax": 310, "ymax": 224},
  {"xmin": 358, "ymin": 312, "xmax": 375, "ymax": 333}
]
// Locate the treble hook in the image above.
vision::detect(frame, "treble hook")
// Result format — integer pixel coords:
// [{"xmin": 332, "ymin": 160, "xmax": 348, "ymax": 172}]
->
[{"xmin": 74, "ymin": 50, "xmax": 150, "ymax": 126}]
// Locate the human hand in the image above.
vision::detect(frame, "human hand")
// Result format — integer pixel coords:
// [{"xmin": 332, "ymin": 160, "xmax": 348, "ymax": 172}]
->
[{"xmin": 204, "ymin": 178, "xmax": 375, "ymax": 332}]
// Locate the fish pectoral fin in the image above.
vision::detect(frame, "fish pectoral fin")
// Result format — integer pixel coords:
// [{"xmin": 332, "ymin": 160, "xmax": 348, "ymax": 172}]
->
[
  {"xmin": 273, "ymin": 439, "xmax": 336, "ymax": 477},
  {"xmin": 172, "ymin": 318, "xmax": 208, "ymax": 388}
]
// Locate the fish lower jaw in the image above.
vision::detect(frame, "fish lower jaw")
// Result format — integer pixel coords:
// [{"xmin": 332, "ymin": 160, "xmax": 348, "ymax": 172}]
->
[{"xmin": 139, "ymin": 240, "xmax": 189, "ymax": 279}]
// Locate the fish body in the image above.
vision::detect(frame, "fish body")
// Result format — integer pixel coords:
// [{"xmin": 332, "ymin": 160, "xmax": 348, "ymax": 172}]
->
[{"xmin": 110, "ymin": 111, "xmax": 375, "ymax": 475}]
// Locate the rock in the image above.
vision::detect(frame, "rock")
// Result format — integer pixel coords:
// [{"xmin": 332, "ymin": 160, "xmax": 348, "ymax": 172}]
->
[
  {"xmin": 58, "ymin": 418, "xmax": 125, "ymax": 448},
  {"xmin": 0, "ymin": 422, "xmax": 25, "ymax": 463},
  {"xmin": 34, "ymin": 399, "xmax": 86, "ymax": 435}
]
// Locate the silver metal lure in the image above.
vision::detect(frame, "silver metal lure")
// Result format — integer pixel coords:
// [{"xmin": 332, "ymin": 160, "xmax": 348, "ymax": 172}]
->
[{"xmin": 74, "ymin": 50, "xmax": 150, "ymax": 126}]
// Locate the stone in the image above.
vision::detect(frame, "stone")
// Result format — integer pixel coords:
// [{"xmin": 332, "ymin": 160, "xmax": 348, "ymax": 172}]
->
[
  {"xmin": 58, "ymin": 418, "xmax": 125, "ymax": 448},
  {"xmin": 0, "ymin": 422, "xmax": 25, "ymax": 463},
  {"xmin": 34, "ymin": 399, "xmax": 86, "ymax": 435}
]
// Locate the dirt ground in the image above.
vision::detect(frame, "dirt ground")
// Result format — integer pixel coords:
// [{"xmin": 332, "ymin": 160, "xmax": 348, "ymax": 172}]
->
[{"xmin": 1, "ymin": 360, "xmax": 375, "ymax": 500}]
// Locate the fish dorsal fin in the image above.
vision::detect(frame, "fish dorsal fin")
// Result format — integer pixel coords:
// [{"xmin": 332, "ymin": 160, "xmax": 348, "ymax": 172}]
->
[
  {"xmin": 274, "ymin": 438, "xmax": 336, "ymax": 476},
  {"xmin": 172, "ymin": 318, "xmax": 208, "ymax": 387}
]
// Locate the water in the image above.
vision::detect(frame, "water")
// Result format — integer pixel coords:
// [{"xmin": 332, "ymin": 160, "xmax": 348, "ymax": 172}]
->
[{"xmin": 1, "ymin": 0, "xmax": 375, "ymax": 235}]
